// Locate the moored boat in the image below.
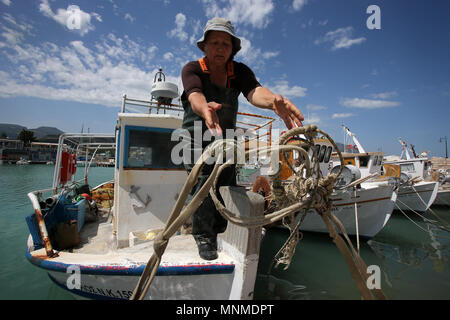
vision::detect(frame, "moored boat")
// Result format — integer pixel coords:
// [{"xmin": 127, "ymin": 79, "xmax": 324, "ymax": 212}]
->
[
  {"xmin": 241, "ymin": 125, "xmax": 398, "ymax": 239},
  {"xmin": 293, "ymin": 132, "xmax": 397, "ymax": 239},
  {"xmin": 383, "ymin": 138, "xmax": 439, "ymax": 212},
  {"xmin": 24, "ymin": 74, "xmax": 268, "ymax": 300}
]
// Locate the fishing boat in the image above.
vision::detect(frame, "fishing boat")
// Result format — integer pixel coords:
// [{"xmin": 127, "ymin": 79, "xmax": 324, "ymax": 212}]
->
[
  {"xmin": 383, "ymin": 138, "xmax": 439, "ymax": 212},
  {"xmin": 278, "ymin": 130, "xmax": 397, "ymax": 239},
  {"xmin": 24, "ymin": 72, "xmax": 271, "ymax": 300}
]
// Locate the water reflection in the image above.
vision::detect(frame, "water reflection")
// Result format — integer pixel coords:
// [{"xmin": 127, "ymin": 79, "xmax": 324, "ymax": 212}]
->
[{"xmin": 255, "ymin": 208, "xmax": 450, "ymax": 300}]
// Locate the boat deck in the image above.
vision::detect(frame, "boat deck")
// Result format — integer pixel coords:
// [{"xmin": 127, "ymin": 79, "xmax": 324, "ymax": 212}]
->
[{"xmin": 28, "ymin": 209, "xmax": 236, "ymax": 271}]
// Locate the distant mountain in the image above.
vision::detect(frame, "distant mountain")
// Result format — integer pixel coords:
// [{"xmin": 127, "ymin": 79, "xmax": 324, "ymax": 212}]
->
[
  {"xmin": 30, "ymin": 126, "xmax": 64, "ymax": 139},
  {"xmin": 0, "ymin": 123, "xmax": 27, "ymax": 139},
  {"xmin": 0, "ymin": 123, "xmax": 64, "ymax": 139}
]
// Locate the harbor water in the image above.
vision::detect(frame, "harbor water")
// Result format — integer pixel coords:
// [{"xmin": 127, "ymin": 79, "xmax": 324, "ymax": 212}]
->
[{"xmin": 0, "ymin": 164, "xmax": 449, "ymax": 300}]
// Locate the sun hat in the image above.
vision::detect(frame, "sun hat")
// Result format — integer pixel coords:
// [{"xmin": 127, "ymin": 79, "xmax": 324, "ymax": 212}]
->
[{"xmin": 196, "ymin": 17, "xmax": 241, "ymax": 56}]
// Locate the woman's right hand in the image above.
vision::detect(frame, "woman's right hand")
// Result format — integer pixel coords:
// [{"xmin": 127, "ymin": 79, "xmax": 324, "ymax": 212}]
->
[
  {"xmin": 203, "ymin": 101, "xmax": 223, "ymax": 136},
  {"xmin": 189, "ymin": 92, "xmax": 223, "ymax": 136}
]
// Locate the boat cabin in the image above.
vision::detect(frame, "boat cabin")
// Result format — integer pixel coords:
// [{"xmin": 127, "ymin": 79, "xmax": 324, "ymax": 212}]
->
[
  {"xmin": 332, "ymin": 151, "xmax": 384, "ymax": 178},
  {"xmin": 114, "ymin": 96, "xmax": 187, "ymax": 248}
]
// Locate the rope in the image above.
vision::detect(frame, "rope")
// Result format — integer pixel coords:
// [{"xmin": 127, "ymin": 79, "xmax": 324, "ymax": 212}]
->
[
  {"xmin": 130, "ymin": 125, "xmax": 387, "ymax": 300},
  {"xmin": 353, "ymin": 187, "xmax": 360, "ymax": 254},
  {"xmin": 394, "ymin": 200, "xmax": 450, "ymax": 238},
  {"xmin": 409, "ymin": 184, "xmax": 450, "ymax": 228}
]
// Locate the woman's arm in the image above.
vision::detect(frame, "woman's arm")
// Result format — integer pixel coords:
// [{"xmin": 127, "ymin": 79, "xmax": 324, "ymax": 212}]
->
[{"xmin": 247, "ymin": 86, "xmax": 304, "ymax": 129}]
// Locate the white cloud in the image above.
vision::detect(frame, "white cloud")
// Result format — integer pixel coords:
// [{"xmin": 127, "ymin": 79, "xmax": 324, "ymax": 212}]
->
[
  {"xmin": 0, "ymin": 25, "xmax": 172, "ymax": 107},
  {"xmin": 332, "ymin": 113, "xmax": 354, "ymax": 119},
  {"xmin": 269, "ymin": 79, "xmax": 307, "ymax": 98},
  {"xmin": 91, "ymin": 12, "xmax": 102, "ymax": 22},
  {"xmin": 201, "ymin": 0, "xmax": 274, "ymax": 29},
  {"xmin": 292, "ymin": 0, "xmax": 308, "ymax": 11},
  {"xmin": 315, "ymin": 26, "xmax": 366, "ymax": 50},
  {"xmin": 340, "ymin": 97, "xmax": 400, "ymax": 109},
  {"xmin": 167, "ymin": 13, "xmax": 188, "ymax": 42},
  {"xmin": 1, "ymin": 13, "xmax": 33, "ymax": 45},
  {"xmin": 369, "ymin": 91, "xmax": 398, "ymax": 99},
  {"xmin": 189, "ymin": 19, "xmax": 202, "ymax": 45},
  {"xmin": 163, "ymin": 52, "xmax": 174, "ymax": 60},
  {"xmin": 304, "ymin": 113, "xmax": 321, "ymax": 125},
  {"xmin": 1, "ymin": 0, "xmax": 11, "ymax": 6},
  {"xmin": 124, "ymin": 13, "xmax": 135, "ymax": 23},
  {"xmin": 236, "ymin": 36, "xmax": 279, "ymax": 68},
  {"xmin": 39, "ymin": 1, "xmax": 99, "ymax": 36},
  {"xmin": 262, "ymin": 51, "xmax": 279, "ymax": 59}
]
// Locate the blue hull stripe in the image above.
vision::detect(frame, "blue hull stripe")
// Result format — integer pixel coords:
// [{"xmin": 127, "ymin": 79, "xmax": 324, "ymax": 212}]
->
[{"xmin": 26, "ymin": 249, "xmax": 235, "ymax": 276}]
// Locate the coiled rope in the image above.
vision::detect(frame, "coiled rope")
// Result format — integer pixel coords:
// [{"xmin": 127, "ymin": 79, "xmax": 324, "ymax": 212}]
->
[{"xmin": 130, "ymin": 125, "xmax": 386, "ymax": 300}]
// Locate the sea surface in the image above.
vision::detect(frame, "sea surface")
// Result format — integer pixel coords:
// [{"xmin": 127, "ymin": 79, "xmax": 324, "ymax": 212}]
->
[{"xmin": 0, "ymin": 164, "xmax": 449, "ymax": 300}]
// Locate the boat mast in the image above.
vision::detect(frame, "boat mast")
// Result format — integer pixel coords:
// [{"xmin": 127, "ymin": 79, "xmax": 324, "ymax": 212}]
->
[
  {"xmin": 342, "ymin": 125, "xmax": 366, "ymax": 153},
  {"xmin": 398, "ymin": 137, "xmax": 411, "ymax": 160}
]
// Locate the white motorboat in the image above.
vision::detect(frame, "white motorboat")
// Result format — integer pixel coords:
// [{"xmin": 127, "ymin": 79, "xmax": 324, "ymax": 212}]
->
[
  {"xmin": 300, "ymin": 180, "xmax": 397, "ymax": 239},
  {"xmin": 383, "ymin": 138, "xmax": 439, "ymax": 212},
  {"xmin": 16, "ymin": 157, "xmax": 30, "ymax": 165},
  {"xmin": 270, "ymin": 127, "xmax": 398, "ymax": 239}
]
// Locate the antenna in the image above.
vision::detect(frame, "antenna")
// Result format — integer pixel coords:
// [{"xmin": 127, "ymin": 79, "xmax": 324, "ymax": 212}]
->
[{"xmin": 440, "ymin": 136, "xmax": 448, "ymax": 158}]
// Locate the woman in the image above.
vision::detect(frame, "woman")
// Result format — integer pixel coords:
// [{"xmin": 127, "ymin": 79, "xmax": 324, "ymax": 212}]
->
[{"xmin": 181, "ymin": 17, "xmax": 304, "ymax": 260}]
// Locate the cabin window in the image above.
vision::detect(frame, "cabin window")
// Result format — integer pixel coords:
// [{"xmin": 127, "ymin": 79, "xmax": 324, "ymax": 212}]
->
[
  {"xmin": 359, "ymin": 156, "xmax": 370, "ymax": 167},
  {"xmin": 125, "ymin": 127, "xmax": 184, "ymax": 169},
  {"xmin": 313, "ymin": 144, "xmax": 321, "ymax": 158},
  {"xmin": 323, "ymin": 146, "xmax": 333, "ymax": 163},
  {"xmin": 318, "ymin": 145, "xmax": 327, "ymax": 162},
  {"xmin": 345, "ymin": 157, "xmax": 355, "ymax": 165},
  {"xmin": 400, "ymin": 163, "xmax": 415, "ymax": 172}
]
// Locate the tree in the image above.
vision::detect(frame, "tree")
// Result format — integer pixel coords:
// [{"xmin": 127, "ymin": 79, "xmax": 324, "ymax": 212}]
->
[{"xmin": 18, "ymin": 129, "xmax": 37, "ymax": 147}]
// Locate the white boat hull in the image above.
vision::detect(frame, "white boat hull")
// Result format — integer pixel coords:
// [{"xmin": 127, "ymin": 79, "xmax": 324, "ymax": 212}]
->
[
  {"xmin": 395, "ymin": 181, "xmax": 439, "ymax": 212},
  {"xmin": 45, "ymin": 263, "xmax": 234, "ymax": 300},
  {"xmin": 298, "ymin": 183, "xmax": 397, "ymax": 238},
  {"xmin": 26, "ymin": 234, "xmax": 240, "ymax": 300},
  {"xmin": 432, "ymin": 187, "xmax": 450, "ymax": 206}
]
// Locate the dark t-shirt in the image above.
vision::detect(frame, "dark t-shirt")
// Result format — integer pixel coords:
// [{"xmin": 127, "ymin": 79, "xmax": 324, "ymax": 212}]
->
[{"xmin": 181, "ymin": 60, "xmax": 261, "ymax": 100}]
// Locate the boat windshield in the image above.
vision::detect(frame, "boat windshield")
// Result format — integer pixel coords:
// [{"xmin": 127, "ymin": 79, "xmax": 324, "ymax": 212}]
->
[{"xmin": 126, "ymin": 128, "xmax": 184, "ymax": 169}]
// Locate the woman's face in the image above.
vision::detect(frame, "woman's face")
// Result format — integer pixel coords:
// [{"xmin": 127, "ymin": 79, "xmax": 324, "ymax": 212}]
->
[{"xmin": 204, "ymin": 31, "xmax": 233, "ymax": 66}]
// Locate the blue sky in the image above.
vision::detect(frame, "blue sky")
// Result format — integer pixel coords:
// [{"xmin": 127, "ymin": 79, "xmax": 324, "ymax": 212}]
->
[{"xmin": 0, "ymin": 0, "xmax": 449, "ymax": 156}]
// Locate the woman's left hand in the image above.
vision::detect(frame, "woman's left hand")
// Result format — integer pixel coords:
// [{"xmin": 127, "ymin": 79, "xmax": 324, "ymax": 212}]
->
[{"xmin": 273, "ymin": 94, "xmax": 304, "ymax": 129}]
